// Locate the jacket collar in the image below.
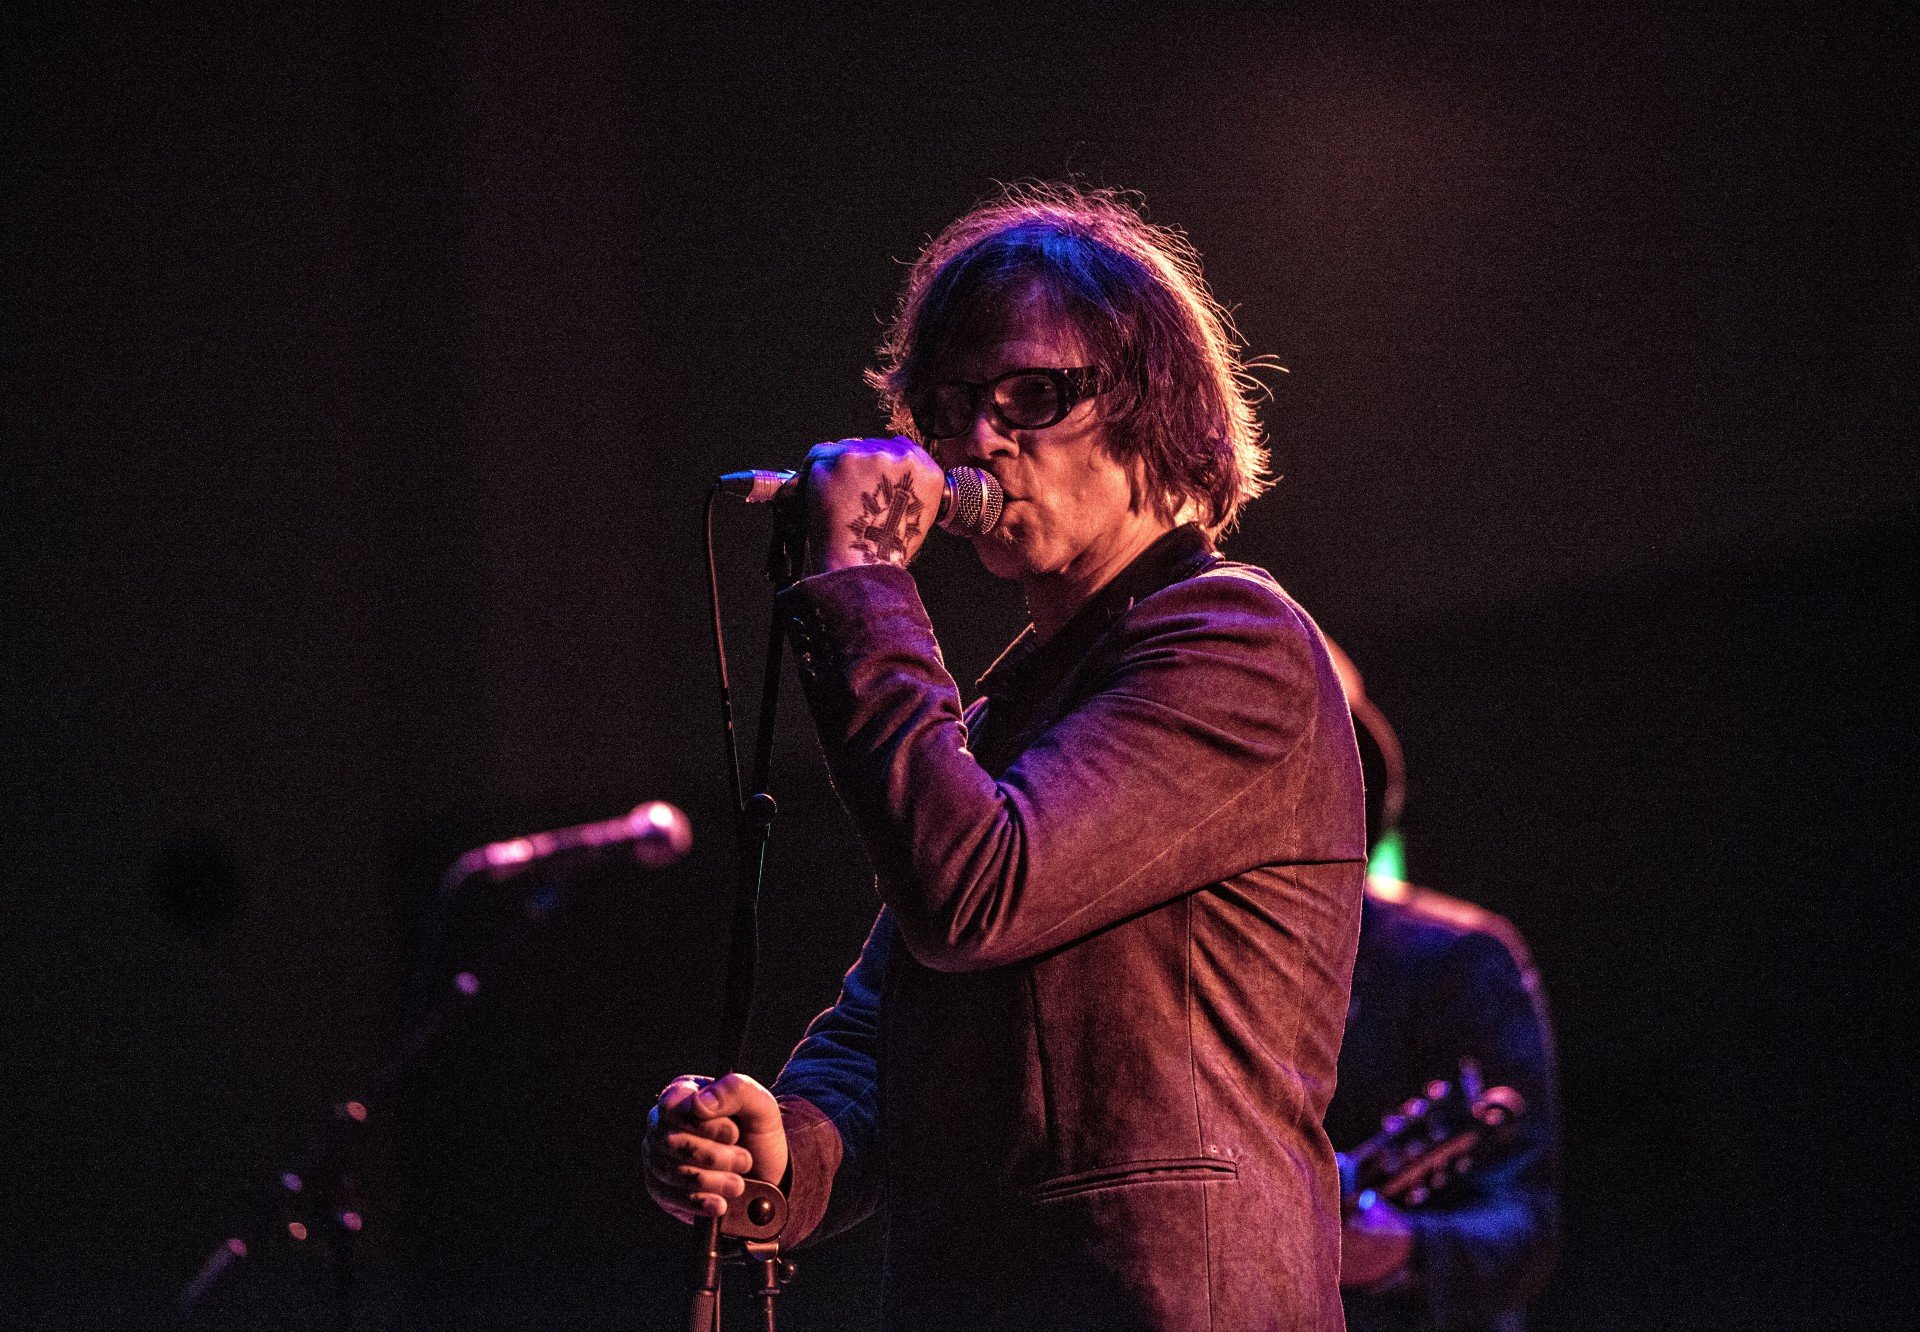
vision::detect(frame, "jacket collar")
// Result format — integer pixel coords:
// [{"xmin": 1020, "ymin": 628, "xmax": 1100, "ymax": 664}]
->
[{"xmin": 976, "ymin": 523, "xmax": 1217, "ymax": 707}]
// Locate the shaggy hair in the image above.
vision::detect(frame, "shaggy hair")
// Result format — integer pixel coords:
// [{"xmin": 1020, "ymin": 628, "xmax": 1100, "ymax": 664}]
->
[{"xmin": 868, "ymin": 183, "xmax": 1274, "ymax": 537}]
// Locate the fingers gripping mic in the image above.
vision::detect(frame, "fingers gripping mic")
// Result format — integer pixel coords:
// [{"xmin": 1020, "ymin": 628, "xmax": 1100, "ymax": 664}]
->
[{"xmin": 717, "ymin": 466, "xmax": 1005, "ymax": 537}]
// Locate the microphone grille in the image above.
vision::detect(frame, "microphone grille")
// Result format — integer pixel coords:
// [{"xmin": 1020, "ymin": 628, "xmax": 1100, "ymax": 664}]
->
[
  {"xmin": 627, "ymin": 801, "xmax": 693, "ymax": 868},
  {"xmin": 942, "ymin": 467, "xmax": 1005, "ymax": 536}
]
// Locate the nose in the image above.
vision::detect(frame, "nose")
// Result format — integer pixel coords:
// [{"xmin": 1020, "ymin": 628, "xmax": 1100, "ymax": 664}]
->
[{"xmin": 961, "ymin": 398, "xmax": 1018, "ymax": 463}]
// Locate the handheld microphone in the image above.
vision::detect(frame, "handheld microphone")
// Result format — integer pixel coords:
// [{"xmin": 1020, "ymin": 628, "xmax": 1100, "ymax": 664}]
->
[
  {"xmin": 716, "ymin": 465, "xmax": 1004, "ymax": 537},
  {"xmin": 447, "ymin": 801, "xmax": 694, "ymax": 883}
]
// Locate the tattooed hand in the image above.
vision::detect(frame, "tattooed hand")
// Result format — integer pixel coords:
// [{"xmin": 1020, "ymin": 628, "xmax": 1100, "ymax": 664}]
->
[{"xmin": 800, "ymin": 437, "xmax": 946, "ymax": 574}]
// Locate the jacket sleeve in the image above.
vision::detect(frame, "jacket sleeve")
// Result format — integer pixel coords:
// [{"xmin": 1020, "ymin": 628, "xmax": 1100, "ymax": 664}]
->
[
  {"xmin": 776, "ymin": 562, "xmax": 1360, "ymax": 972},
  {"xmin": 768, "ymin": 911, "xmax": 892, "ymax": 1248},
  {"xmin": 1405, "ymin": 931, "xmax": 1561, "ymax": 1329}
]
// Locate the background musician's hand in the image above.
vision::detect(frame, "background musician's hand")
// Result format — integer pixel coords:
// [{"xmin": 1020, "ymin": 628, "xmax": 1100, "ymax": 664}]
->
[
  {"xmin": 643, "ymin": 1073, "xmax": 788, "ymax": 1223},
  {"xmin": 1340, "ymin": 1192, "xmax": 1416, "ymax": 1288},
  {"xmin": 799, "ymin": 436, "xmax": 946, "ymax": 574}
]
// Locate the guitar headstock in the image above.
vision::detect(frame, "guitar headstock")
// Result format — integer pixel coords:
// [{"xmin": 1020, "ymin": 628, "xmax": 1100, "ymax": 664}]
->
[{"xmin": 1340, "ymin": 1059, "xmax": 1526, "ymax": 1213}]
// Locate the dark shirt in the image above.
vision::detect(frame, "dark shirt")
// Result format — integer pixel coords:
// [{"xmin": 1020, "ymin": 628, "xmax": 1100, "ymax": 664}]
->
[
  {"xmin": 968, "ymin": 523, "xmax": 1220, "ymax": 771},
  {"xmin": 1327, "ymin": 887, "xmax": 1561, "ymax": 1332}
]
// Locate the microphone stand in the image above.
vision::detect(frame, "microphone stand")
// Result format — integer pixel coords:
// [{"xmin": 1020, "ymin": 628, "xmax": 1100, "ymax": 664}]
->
[
  {"xmin": 177, "ymin": 826, "xmax": 689, "ymax": 1327},
  {"xmin": 690, "ymin": 487, "xmax": 804, "ymax": 1332},
  {"xmin": 174, "ymin": 913, "xmax": 490, "ymax": 1328}
]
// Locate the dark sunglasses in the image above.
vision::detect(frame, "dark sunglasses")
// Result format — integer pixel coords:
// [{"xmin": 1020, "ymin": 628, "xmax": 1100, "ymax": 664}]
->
[{"xmin": 910, "ymin": 367, "xmax": 1104, "ymax": 441}]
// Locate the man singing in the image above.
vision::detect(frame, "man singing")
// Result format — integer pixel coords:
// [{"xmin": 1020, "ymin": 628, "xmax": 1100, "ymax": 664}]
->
[{"xmin": 646, "ymin": 184, "xmax": 1366, "ymax": 1330}]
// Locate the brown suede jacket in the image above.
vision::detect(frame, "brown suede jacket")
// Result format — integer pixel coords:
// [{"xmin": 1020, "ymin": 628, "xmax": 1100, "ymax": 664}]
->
[{"xmin": 770, "ymin": 524, "xmax": 1366, "ymax": 1330}]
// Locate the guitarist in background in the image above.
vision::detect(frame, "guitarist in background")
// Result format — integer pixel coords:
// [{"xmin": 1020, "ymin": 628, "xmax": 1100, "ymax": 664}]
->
[{"xmin": 1325, "ymin": 644, "xmax": 1561, "ymax": 1331}]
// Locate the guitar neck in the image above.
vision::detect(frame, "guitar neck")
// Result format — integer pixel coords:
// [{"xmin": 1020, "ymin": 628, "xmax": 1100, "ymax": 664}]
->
[{"xmin": 1344, "ymin": 1069, "xmax": 1526, "ymax": 1210}]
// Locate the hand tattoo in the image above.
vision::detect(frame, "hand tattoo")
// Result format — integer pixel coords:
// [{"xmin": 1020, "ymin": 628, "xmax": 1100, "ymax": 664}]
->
[{"xmin": 846, "ymin": 472, "xmax": 924, "ymax": 565}]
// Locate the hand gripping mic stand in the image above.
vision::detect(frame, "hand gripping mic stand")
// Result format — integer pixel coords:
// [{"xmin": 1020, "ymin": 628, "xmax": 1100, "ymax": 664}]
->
[{"xmin": 691, "ymin": 481, "xmax": 810, "ymax": 1331}]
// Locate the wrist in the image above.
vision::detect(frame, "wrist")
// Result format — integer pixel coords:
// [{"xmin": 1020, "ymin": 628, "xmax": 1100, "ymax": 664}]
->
[{"xmin": 809, "ymin": 539, "xmax": 905, "ymax": 575}]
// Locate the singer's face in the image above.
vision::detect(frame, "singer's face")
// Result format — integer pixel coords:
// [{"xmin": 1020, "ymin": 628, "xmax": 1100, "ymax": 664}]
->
[{"xmin": 924, "ymin": 292, "xmax": 1165, "ymax": 601}]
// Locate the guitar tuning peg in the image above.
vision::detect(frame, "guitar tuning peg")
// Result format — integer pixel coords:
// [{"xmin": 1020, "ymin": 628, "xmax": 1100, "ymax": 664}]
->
[
  {"xmin": 1454, "ymin": 1155, "xmax": 1473, "ymax": 1176},
  {"xmin": 1425, "ymin": 1079, "xmax": 1449, "ymax": 1101},
  {"xmin": 1399, "ymin": 1097, "xmax": 1428, "ymax": 1120},
  {"xmin": 1406, "ymin": 1185, "xmax": 1430, "ymax": 1206}
]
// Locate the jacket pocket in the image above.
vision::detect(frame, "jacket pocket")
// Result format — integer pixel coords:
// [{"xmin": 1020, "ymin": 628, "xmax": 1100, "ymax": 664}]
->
[{"xmin": 1026, "ymin": 1154, "xmax": 1239, "ymax": 1206}]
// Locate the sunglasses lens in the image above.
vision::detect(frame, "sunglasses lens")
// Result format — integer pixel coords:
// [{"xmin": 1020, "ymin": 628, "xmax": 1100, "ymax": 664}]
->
[
  {"xmin": 916, "ymin": 370, "xmax": 1082, "ymax": 439},
  {"xmin": 919, "ymin": 383, "xmax": 976, "ymax": 440},
  {"xmin": 994, "ymin": 373, "xmax": 1064, "ymax": 429}
]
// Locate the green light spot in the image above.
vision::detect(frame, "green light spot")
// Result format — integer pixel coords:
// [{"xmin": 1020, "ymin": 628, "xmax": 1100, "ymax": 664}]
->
[{"xmin": 1368, "ymin": 828, "xmax": 1406, "ymax": 882}]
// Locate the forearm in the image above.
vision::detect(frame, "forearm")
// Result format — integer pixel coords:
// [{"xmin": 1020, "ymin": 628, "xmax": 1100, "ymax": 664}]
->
[
  {"xmin": 768, "ymin": 912, "xmax": 891, "ymax": 1247},
  {"xmin": 779, "ymin": 563, "xmax": 1341, "ymax": 971}
]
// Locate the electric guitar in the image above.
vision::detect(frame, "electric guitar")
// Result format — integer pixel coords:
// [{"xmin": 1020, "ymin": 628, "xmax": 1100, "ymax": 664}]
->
[{"xmin": 1338, "ymin": 1058, "xmax": 1527, "ymax": 1215}]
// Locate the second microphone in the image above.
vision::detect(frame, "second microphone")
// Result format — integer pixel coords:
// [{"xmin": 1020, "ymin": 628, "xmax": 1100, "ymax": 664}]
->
[{"xmin": 717, "ymin": 465, "xmax": 1005, "ymax": 538}]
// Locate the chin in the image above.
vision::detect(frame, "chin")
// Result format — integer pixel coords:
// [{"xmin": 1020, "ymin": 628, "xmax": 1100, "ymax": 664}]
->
[{"xmin": 970, "ymin": 530, "xmax": 1029, "ymax": 581}]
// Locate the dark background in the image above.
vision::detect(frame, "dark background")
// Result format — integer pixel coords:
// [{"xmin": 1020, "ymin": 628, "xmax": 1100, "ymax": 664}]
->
[{"xmin": 3, "ymin": 8, "xmax": 1912, "ymax": 1329}]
